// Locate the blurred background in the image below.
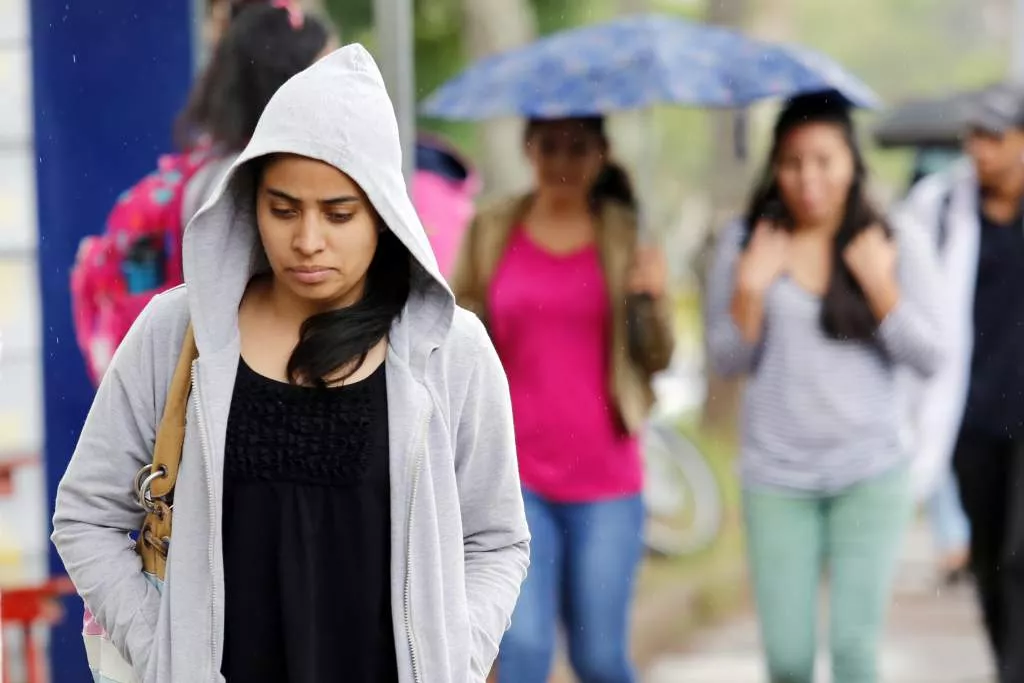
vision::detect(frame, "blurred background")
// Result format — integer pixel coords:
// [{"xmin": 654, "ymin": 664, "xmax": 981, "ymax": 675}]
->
[{"xmin": 1, "ymin": 0, "xmax": 1019, "ymax": 681}]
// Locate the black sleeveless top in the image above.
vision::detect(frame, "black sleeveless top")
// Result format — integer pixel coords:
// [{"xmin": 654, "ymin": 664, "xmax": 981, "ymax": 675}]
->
[{"xmin": 220, "ymin": 358, "xmax": 398, "ymax": 683}]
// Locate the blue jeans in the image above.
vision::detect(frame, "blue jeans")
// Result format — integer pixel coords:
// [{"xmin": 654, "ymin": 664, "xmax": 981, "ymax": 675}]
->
[
  {"xmin": 926, "ymin": 469, "xmax": 970, "ymax": 553},
  {"xmin": 497, "ymin": 490, "xmax": 645, "ymax": 683}
]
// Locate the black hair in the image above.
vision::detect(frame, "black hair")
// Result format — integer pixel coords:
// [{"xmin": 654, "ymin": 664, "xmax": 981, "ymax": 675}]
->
[
  {"xmin": 744, "ymin": 91, "xmax": 890, "ymax": 341},
  {"xmin": 524, "ymin": 117, "xmax": 637, "ymax": 210},
  {"xmin": 228, "ymin": 0, "xmax": 273, "ymax": 18},
  {"xmin": 205, "ymin": 0, "xmax": 276, "ymax": 19},
  {"xmin": 176, "ymin": 4, "xmax": 330, "ymax": 152},
  {"xmin": 247, "ymin": 156, "xmax": 412, "ymax": 387}
]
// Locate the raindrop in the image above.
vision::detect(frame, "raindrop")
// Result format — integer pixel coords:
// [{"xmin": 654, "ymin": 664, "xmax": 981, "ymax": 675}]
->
[{"xmin": 72, "ymin": 54, "xmax": 77, "ymax": 64}]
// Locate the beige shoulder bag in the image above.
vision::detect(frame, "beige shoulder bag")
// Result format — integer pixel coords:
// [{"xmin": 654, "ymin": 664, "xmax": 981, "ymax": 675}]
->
[{"xmin": 134, "ymin": 322, "xmax": 198, "ymax": 580}]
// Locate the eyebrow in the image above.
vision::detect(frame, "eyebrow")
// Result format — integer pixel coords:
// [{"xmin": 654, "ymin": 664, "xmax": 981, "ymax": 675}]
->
[{"xmin": 265, "ymin": 188, "xmax": 361, "ymax": 205}]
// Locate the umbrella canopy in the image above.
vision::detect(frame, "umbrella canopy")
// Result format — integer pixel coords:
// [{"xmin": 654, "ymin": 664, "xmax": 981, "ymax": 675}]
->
[
  {"xmin": 421, "ymin": 13, "xmax": 880, "ymax": 120},
  {"xmin": 873, "ymin": 90, "xmax": 982, "ymax": 149}
]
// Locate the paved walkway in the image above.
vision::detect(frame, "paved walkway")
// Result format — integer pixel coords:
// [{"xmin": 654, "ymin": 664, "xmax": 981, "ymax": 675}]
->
[{"xmin": 645, "ymin": 523, "xmax": 994, "ymax": 683}]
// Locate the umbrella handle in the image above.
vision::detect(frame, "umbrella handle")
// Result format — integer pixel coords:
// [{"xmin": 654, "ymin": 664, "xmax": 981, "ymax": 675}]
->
[{"xmin": 733, "ymin": 109, "xmax": 748, "ymax": 160}]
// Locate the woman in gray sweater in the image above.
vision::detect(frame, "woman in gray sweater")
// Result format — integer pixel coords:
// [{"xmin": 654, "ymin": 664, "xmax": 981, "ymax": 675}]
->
[{"xmin": 704, "ymin": 93, "xmax": 944, "ymax": 683}]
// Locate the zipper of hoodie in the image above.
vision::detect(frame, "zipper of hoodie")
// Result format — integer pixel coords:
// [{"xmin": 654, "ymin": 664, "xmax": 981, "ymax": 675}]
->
[
  {"xmin": 404, "ymin": 406, "xmax": 430, "ymax": 683},
  {"xmin": 190, "ymin": 361, "xmax": 219, "ymax": 675}
]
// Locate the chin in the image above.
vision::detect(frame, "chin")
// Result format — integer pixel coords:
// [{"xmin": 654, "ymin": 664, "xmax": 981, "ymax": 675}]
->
[
  {"xmin": 793, "ymin": 205, "xmax": 835, "ymax": 226},
  {"xmin": 308, "ymin": 285, "xmax": 364, "ymax": 309}
]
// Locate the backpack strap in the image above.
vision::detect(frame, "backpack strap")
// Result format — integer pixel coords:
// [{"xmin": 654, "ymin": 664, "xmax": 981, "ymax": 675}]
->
[{"xmin": 936, "ymin": 187, "xmax": 953, "ymax": 254}]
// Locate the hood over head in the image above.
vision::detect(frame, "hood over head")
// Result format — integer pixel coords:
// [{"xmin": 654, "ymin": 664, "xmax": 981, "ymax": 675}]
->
[{"xmin": 183, "ymin": 44, "xmax": 452, "ymax": 367}]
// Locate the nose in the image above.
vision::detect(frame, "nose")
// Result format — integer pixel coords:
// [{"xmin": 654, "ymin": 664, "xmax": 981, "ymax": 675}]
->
[
  {"xmin": 796, "ymin": 164, "xmax": 823, "ymax": 193},
  {"xmin": 292, "ymin": 214, "xmax": 326, "ymax": 256},
  {"xmin": 549, "ymin": 154, "xmax": 581, "ymax": 181}
]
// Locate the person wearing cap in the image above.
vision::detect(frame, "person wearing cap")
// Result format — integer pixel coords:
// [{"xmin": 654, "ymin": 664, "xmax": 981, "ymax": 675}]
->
[{"xmin": 895, "ymin": 82, "xmax": 1024, "ymax": 682}]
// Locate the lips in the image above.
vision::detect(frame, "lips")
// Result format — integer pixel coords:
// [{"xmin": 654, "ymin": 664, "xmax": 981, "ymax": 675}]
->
[{"xmin": 287, "ymin": 266, "xmax": 333, "ymax": 285}]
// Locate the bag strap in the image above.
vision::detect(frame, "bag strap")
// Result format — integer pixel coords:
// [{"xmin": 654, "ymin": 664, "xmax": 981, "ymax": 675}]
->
[{"xmin": 149, "ymin": 323, "xmax": 198, "ymax": 499}]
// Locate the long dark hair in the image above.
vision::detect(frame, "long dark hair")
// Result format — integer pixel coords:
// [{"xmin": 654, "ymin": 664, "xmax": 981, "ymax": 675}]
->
[
  {"xmin": 176, "ymin": 4, "xmax": 330, "ymax": 152},
  {"xmin": 744, "ymin": 92, "xmax": 890, "ymax": 341},
  {"xmin": 247, "ymin": 157, "xmax": 412, "ymax": 387},
  {"xmin": 525, "ymin": 117, "xmax": 637, "ymax": 210}
]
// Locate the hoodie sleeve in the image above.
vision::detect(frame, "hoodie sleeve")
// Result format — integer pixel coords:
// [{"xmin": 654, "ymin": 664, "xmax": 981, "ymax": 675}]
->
[
  {"xmin": 52, "ymin": 300, "xmax": 169, "ymax": 679},
  {"xmin": 704, "ymin": 220, "xmax": 761, "ymax": 377},
  {"xmin": 453, "ymin": 318, "xmax": 530, "ymax": 679}
]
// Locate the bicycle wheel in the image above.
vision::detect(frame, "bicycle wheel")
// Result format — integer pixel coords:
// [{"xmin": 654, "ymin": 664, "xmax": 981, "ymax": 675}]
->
[{"xmin": 641, "ymin": 419, "xmax": 724, "ymax": 557}]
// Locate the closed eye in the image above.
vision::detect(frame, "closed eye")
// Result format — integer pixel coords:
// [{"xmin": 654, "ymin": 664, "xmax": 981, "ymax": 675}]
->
[
  {"xmin": 270, "ymin": 207, "xmax": 298, "ymax": 219},
  {"xmin": 327, "ymin": 212, "xmax": 354, "ymax": 224}
]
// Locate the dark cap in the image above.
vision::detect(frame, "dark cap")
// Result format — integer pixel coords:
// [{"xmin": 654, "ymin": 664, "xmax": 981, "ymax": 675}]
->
[{"xmin": 967, "ymin": 83, "xmax": 1024, "ymax": 135}]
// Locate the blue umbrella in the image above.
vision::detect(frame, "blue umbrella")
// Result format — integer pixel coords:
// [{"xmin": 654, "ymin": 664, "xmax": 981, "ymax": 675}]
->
[{"xmin": 421, "ymin": 14, "xmax": 880, "ymax": 120}]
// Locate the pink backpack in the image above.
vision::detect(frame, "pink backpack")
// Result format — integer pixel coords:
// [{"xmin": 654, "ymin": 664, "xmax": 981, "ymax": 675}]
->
[{"xmin": 70, "ymin": 145, "xmax": 215, "ymax": 385}]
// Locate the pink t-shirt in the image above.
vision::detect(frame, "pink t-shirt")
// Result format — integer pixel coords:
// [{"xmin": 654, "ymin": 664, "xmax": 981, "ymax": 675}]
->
[{"xmin": 488, "ymin": 228, "xmax": 642, "ymax": 503}]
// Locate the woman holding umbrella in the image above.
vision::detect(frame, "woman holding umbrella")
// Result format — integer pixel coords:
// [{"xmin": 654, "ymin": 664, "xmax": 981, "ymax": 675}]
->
[
  {"xmin": 427, "ymin": 15, "xmax": 886, "ymax": 681},
  {"xmin": 451, "ymin": 116, "xmax": 674, "ymax": 683},
  {"xmin": 704, "ymin": 92, "xmax": 944, "ymax": 683}
]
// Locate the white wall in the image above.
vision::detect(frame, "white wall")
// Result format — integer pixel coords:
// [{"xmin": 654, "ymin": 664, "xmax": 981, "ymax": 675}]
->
[{"xmin": 0, "ymin": 0, "xmax": 49, "ymax": 583}]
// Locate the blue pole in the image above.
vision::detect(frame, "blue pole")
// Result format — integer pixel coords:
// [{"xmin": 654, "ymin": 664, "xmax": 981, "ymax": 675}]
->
[{"xmin": 28, "ymin": 2, "xmax": 194, "ymax": 680}]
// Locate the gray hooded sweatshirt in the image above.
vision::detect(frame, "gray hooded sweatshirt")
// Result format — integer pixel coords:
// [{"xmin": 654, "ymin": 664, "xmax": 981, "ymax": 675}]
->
[{"xmin": 52, "ymin": 45, "xmax": 530, "ymax": 683}]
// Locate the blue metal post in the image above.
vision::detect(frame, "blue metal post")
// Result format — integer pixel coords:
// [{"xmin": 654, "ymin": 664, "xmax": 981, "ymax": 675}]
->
[{"xmin": 28, "ymin": 2, "xmax": 194, "ymax": 679}]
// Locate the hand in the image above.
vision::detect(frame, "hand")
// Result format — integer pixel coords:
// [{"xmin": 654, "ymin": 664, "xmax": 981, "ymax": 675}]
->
[
  {"xmin": 842, "ymin": 225, "xmax": 898, "ymax": 294},
  {"xmin": 736, "ymin": 221, "xmax": 790, "ymax": 295},
  {"xmin": 627, "ymin": 245, "xmax": 668, "ymax": 299},
  {"xmin": 843, "ymin": 224, "xmax": 899, "ymax": 318}
]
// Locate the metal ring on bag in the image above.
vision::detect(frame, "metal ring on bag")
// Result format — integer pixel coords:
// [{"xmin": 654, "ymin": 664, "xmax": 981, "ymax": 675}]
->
[
  {"xmin": 134, "ymin": 464, "xmax": 154, "ymax": 503},
  {"xmin": 136, "ymin": 465, "xmax": 168, "ymax": 513}
]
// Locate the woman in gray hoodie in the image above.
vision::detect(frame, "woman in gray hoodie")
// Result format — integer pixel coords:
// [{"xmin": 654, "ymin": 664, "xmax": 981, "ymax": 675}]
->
[{"xmin": 52, "ymin": 45, "xmax": 529, "ymax": 683}]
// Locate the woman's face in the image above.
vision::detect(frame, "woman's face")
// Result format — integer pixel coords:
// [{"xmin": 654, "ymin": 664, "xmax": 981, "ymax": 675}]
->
[
  {"xmin": 773, "ymin": 122, "xmax": 856, "ymax": 228},
  {"xmin": 256, "ymin": 155, "xmax": 378, "ymax": 309},
  {"xmin": 525, "ymin": 120, "xmax": 606, "ymax": 200},
  {"xmin": 203, "ymin": 0, "xmax": 232, "ymax": 50}
]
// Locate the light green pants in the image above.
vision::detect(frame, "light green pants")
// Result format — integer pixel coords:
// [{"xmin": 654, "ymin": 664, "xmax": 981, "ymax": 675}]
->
[{"xmin": 742, "ymin": 465, "xmax": 911, "ymax": 683}]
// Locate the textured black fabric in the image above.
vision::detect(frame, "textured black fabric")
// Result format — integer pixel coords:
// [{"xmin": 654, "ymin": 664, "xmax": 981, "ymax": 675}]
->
[
  {"xmin": 961, "ymin": 206, "xmax": 1024, "ymax": 439},
  {"xmin": 220, "ymin": 358, "xmax": 398, "ymax": 683}
]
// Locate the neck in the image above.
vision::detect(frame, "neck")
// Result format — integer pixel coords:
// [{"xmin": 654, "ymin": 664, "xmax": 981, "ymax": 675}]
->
[
  {"xmin": 531, "ymin": 189, "xmax": 591, "ymax": 218},
  {"xmin": 793, "ymin": 216, "xmax": 842, "ymax": 237}
]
